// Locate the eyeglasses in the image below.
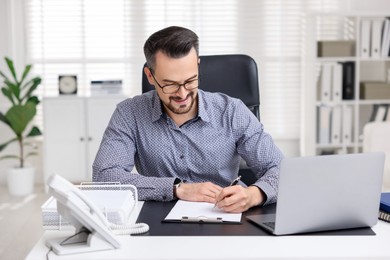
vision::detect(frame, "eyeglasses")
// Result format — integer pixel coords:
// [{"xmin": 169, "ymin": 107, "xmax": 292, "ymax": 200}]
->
[{"xmin": 149, "ymin": 68, "xmax": 199, "ymax": 94}]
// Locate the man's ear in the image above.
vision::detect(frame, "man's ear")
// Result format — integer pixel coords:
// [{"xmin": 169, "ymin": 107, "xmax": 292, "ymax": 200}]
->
[{"xmin": 144, "ymin": 66, "xmax": 155, "ymax": 86}]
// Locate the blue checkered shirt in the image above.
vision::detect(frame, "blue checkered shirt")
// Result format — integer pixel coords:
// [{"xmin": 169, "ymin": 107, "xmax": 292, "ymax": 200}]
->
[{"xmin": 93, "ymin": 90, "xmax": 283, "ymax": 205}]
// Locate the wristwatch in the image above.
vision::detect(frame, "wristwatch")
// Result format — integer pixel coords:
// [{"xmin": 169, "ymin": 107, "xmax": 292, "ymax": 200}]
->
[{"xmin": 173, "ymin": 178, "xmax": 182, "ymax": 199}]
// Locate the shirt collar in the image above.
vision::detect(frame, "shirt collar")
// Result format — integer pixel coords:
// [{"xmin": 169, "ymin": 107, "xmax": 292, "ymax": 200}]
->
[
  {"xmin": 151, "ymin": 91, "xmax": 163, "ymax": 122},
  {"xmin": 197, "ymin": 89, "xmax": 210, "ymax": 122}
]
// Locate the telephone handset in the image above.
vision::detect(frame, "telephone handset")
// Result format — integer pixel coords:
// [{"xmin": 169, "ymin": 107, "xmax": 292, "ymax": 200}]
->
[{"xmin": 46, "ymin": 174, "xmax": 149, "ymax": 255}]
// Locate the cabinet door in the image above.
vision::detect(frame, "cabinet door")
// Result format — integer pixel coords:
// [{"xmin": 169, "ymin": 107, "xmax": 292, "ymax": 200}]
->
[
  {"xmin": 85, "ymin": 97, "xmax": 126, "ymax": 180},
  {"xmin": 43, "ymin": 98, "xmax": 87, "ymax": 184}
]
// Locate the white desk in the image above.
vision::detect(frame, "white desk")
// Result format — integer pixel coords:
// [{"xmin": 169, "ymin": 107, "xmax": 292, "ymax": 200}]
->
[{"xmin": 26, "ymin": 202, "xmax": 390, "ymax": 260}]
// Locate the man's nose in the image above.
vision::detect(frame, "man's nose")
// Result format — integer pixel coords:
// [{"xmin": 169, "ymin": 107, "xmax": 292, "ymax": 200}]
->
[{"xmin": 175, "ymin": 84, "xmax": 188, "ymax": 97}]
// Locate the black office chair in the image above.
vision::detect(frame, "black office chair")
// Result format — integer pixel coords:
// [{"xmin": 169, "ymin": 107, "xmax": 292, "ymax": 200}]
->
[{"xmin": 142, "ymin": 54, "xmax": 260, "ymax": 185}]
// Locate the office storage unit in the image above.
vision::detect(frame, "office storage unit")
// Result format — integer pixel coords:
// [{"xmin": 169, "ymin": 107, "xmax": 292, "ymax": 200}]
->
[
  {"xmin": 302, "ymin": 13, "xmax": 390, "ymax": 156},
  {"xmin": 43, "ymin": 96, "xmax": 125, "ymax": 185}
]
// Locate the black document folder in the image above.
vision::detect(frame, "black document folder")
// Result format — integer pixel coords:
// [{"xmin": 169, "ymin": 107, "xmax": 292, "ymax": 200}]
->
[
  {"xmin": 342, "ymin": 61, "xmax": 355, "ymax": 100},
  {"xmin": 135, "ymin": 201, "xmax": 375, "ymax": 236}
]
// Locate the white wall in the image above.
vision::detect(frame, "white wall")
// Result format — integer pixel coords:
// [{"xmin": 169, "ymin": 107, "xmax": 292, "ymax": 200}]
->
[
  {"xmin": 1, "ymin": 0, "xmax": 390, "ymax": 184},
  {"xmin": 0, "ymin": 0, "xmax": 12, "ymax": 184},
  {"xmin": 349, "ymin": 0, "xmax": 390, "ymax": 13},
  {"xmin": 0, "ymin": 0, "xmax": 44, "ymax": 185}
]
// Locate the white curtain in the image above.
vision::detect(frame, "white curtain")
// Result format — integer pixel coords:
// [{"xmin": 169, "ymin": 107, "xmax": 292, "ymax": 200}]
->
[{"xmin": 24, "ymin": 0, "xmax": 343, "ymax": 139}]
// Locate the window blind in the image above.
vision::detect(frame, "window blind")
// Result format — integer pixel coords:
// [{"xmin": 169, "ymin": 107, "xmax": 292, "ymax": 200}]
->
[{"xmin": 24, "ymin": 0, "xmax": 343, "ymax": 139}]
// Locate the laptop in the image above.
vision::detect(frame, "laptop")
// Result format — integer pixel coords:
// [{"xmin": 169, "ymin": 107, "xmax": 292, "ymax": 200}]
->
[{"xmin": 246, "ymin": 152, "xmax": 385, "ymax": 235}]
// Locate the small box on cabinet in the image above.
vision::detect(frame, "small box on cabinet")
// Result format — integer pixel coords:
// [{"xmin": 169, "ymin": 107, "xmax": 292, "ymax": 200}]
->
[
  {"xmin": 360, "ymin": 82, "xmax": 390, "ymax": 100},
  {"xmin": 317, "ymin": 41, "xmax": 355, "ymax": 57}
]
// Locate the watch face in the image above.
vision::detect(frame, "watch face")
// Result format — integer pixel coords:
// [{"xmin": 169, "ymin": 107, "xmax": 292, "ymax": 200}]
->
[{"xmin": 59, "ymin": 75, "xmax": 77, "ymax": 94}]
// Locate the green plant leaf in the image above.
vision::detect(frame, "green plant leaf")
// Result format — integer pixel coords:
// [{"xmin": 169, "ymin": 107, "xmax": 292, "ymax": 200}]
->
[
  {"xmin": 26, "ymin": 126, "xmax": 42, "ymax": 137},
  {"xmin": 27, "ymin": 96, "xmax": 40, "ymax": 105},
  {"xmin": 4, "ymin": 79, "xmax": 20, "ymax": 101},
  {"xmin": 0, "ymin": 137, "xmax": 18, "ymax": 152},
  {"xmin": 20, "ymin": 64, "xmax": 32, "ymax": 85},
  {"xmin": 22, "ymin": 77, "xmax": 41, "ymax": 102},
  {"xmin": 0, "ymin": 70, "xmax": 11, "ymax": 82},
  {"xmin": 1, "ymin": 87, "xmax": 15, "ymax": 104},
  {"xmin": 23, "ymin": 141, "xmax": 36, "ymax": 147},
  {"xmin": 5, "ymin": 57, "xmax": 18, "ymax": 83},
  {"xmin": 0, "ymin": 111, "xmax": 12, "ymax": 127},
  {"xmin": 5, "ymin": 102, "xmax": 36, "ymax": 135},
  {"xmin": 25, "ymin": 151, "xmax": 38, "ymax": 159},
  {"xmin": 0, "ymin": 155, "xmax": 20, "ymax": 161}
]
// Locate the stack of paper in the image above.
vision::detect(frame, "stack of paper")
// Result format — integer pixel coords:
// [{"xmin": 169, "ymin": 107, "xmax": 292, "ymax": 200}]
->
[
  {"xmin": 164, "ymin": 200, "xmax": 242, "ymax": 223},
  {"xmin": 42, "ymin": 187, "xmax": 137, "ymax": 230}
]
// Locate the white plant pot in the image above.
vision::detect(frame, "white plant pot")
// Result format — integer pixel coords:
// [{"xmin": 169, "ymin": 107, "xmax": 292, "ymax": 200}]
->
[{"xmin": 7, "ymin": 167, "xmax": 35, "ymax": 196}]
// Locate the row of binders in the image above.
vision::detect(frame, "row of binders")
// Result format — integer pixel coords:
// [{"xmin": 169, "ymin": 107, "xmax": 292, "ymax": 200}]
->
[
  {"xmin": 361, "ymin": 17, "xmax": 390, "ymax": 58},
  {"xmin": 369, "ymin": 104, "xmax": 390, "ymax": 122},
  {"xmin": 319, "ymin": 62, "xmax": 354, "ymax": 102},
  {"xmin": 317, "ymin": 105, "xmax": 353, "ymax": 145}
]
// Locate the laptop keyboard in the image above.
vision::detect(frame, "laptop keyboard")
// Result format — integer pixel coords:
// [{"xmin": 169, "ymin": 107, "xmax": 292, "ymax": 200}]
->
[{"xmin": 263, "ymin": 221, "xmax": 276, "ymax": 229}]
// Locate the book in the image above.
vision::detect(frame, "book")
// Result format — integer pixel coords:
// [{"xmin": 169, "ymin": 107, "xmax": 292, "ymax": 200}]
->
[
  {"xmin": 380, "ymin": 192, "xmax": 390, "ymax": 213},
  {"xmin": 331, "ymin": 106, "xmax": 341, "ymax": 145},
  {"xmin": 321, "ymin": 63, "xmax": 332, "ymax": 102},
  {"xmin": 360, "ymin": 19, "xmax": 371, "ymax": 58},
  {"xmin": 375, "ymin": 105, "xmax": 388, "ymax": 122},
  {"xmin": 369, "ymin": 104, "xmax": 387, "ymax": 122},
  {"xmin": 371, "ymin": 19, "xmax": 384, "ymax": 58},
  {"xmin": 341, "ymin": 62, "xmax": 355, "ymax": 100},
  {"xmin": 379, "ymin": 193, "xmax": 390, "ymax": 223},
  {"xmin": 379, "ymin": 210, "xmax": 390, "ymax": 223},
  {"xmin": 342, "ymin": 106, "xmax": 353, "ymax": 145},
  {"xmin": 381, "ymin": 18, "xmax": 390, "ymax": 57},
  {"xmin": 318, "ymin": 106, "xmax": 332, "ymax": 145},
  {"xmin": 332, "ymin": 63, "xmax": 342, "ymax": 102}
]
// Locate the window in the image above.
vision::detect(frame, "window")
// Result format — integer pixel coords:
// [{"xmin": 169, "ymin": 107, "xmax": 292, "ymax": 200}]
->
[{"xmin": 24, "ymin": 0, "xmax": 343, "ymax": 140}]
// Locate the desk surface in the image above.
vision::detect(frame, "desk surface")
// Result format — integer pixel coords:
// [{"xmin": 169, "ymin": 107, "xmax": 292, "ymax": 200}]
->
[{"xmin": 26, "ymin": 201, "xmax": 390, "ymax": 260}]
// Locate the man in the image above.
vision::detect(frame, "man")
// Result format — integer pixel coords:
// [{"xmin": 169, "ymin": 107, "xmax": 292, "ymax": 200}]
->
[{"xmin": 93, "ymin": 26, "xmax": 283, "ymax": 213}]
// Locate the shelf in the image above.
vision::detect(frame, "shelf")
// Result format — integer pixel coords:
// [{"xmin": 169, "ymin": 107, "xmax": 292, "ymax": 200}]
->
[
  {"xmin": 302, "ymin": 13, "xmax": 390, "ymax": 156},
  {"xmin": 315, "ymin": 101, "xmax": 357, "ymax": 106},
  {"xmin": 358, "ymin": 100, "xmax": 390, "ymax": 105},
  {"xmin": 317, "ymin": 57, "xmax": 356, "ymax": 62}
]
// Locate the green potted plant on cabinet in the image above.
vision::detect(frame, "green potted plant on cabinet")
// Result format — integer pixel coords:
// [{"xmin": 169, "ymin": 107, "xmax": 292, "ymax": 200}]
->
[{"xmin": 0, "ymin": 57, "xmax": 42, "ymax": 196}]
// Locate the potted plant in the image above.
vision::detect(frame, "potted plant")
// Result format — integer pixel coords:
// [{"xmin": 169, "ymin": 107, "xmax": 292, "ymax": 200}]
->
[{"xmin": 0, "ymin": 57, "xmax": 42, "ymax": 196}]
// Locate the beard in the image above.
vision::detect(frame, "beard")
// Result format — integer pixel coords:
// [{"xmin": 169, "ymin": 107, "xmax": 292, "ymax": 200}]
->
[{"xmin": 163, "ymin": 91, "xmax": 196, "ymax": 115}]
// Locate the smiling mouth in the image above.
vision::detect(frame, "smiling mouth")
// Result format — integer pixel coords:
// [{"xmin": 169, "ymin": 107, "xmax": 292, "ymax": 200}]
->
[{"xmin": 170, "ymin": 94, "xmax": 190, "ymax": 104}]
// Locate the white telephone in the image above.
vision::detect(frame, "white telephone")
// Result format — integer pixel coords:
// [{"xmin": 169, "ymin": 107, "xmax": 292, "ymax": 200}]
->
[{"xmin": 46, "ymin": 174, "xmax": 149, "ymax": 255}]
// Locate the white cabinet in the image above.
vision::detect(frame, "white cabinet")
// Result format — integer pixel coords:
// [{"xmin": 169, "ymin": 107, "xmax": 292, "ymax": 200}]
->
[
  {"xmin": 302, "ymin": 13, "xmax": 390, "ymax": 156},
  {"xmin": 43, "ymin": 96, "xmax": 126, "ymax": 184}
]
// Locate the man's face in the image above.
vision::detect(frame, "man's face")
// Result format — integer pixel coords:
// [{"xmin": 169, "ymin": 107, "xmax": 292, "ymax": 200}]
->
[{"xmin": 146, "ymin": 48, "xmax": 199, "ymax": 115}]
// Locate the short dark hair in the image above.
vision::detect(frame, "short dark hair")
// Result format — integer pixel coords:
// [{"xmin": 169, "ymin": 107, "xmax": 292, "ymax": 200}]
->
[{"xmin": 143, "ymin": 26, "xmax": 199, "ymax": 70}]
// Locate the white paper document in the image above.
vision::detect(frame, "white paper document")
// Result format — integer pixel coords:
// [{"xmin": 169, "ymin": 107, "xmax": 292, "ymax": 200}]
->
[{"xmin": 164, "ymin": 200, "xmax": 242, "ymax": 223}]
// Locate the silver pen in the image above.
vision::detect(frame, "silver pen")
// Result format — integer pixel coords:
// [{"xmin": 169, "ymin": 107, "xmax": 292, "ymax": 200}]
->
[
  {"xmin": 214, "ymin": 175, "xmax": 242, "ymax": 208},
  {"xmin": 229, "ymin": 175, "xmax": 242, "ymax": 186}
]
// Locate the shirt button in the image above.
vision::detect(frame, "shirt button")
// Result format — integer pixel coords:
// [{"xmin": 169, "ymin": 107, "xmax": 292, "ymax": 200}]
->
[{"xmin": 180, "ymin": 155, "xmax": 184, "ymax": 159}]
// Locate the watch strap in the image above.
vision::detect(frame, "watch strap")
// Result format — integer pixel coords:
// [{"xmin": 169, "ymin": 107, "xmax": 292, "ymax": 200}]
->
[{"xmin": 173, "ymin": 178, "xmax": 182, "ymax": 198}]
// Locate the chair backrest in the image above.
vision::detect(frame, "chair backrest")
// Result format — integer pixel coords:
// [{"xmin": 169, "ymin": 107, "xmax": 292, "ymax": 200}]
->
[
  {"xmin": 363, "ymin": 122, "xmax": 390, "ymax": 191},
  {"xmin": 141, "ymin": 54, "xmax": 260, "ymax": 119}
]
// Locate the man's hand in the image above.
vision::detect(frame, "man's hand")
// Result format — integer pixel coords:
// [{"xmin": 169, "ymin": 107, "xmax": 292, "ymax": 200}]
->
[
  {"xmin": 215, "ymin": 185, "xmax": 265, "ymax": 213},
  {"xmin": 176, "ymin": 182, "xmax": 223, "ymax": 204}
]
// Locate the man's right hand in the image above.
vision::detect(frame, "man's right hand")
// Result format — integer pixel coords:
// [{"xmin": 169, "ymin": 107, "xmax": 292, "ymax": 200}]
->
[{"xmin": 176, "ymin": 182, "xmax": 223, "ymax": 204}]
